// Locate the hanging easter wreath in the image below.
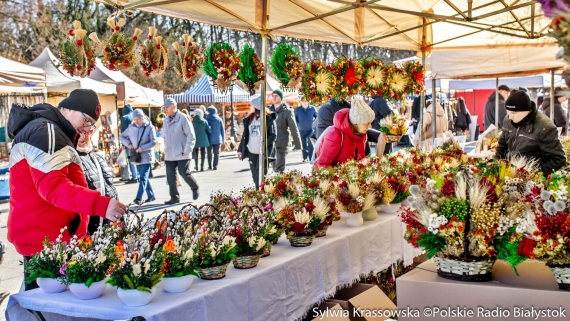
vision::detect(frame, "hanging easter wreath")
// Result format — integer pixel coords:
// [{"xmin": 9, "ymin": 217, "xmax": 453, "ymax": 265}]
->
[
  {"xmin": 385, "ymin": 64, "xmax": 409, "ymax": 101},
  {"xmin": 360, "ymin": 58, "xmax": 388, "ymax": 98},
  {"xmin": 172, "ymin": 34, "xmax": 205, "ymax": 81},
  {"xmin": 331, "ymin": 57, "xmax": 364, "ymax": 100},
  {"xmin": 203, "ymin": 42, "xmax": 241, "ymax": 90},
  {"xmin": 301, "ymin": 60, "xmax": 335, "ymax": 104},
  {"xmin": 403, "ymin": 61, "xmax": 425, "ymax": 95},
  {"xmin": 56, "ymin": 21, "xmax": 98, "ymax": 77},
  {"xmin": 270, "ymin": 43, "xmax": 304, "ymax": 89},
  {"xmin": 101, "ymin": 17, "xmax": 141, "ymax": 71},
  {"xmin": 238, "ymin": 44, "xmax": 265, "ymax": 95},
  {"xmin": 138, "ymin": 27, "xmax": 169, "ymax": 77}
]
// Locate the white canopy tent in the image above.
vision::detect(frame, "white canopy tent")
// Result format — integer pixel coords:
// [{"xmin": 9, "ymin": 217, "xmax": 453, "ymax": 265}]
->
[
  {"xmin": 28, "ymin": 48, "xmax": 116, "ymax": 95},
  {"xmin": 0, "ymin": 56, "xmax": 46, "ymax": 88},
  {"xmin": 449, "ymin": 74, "xmax": 565, "ymax": 90},
  {"xmin": 89, "ymin": 59, "xmax": 164, "ymax": 107}
]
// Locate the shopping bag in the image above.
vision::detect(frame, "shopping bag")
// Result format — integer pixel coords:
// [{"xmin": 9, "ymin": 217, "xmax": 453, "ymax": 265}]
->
[{"xmin": 117, "ymin": 150, "xmax": 128, "ymax": 167}]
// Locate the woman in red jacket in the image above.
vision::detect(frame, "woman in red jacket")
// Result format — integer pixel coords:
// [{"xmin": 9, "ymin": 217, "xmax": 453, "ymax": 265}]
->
[{"xmin": 315, "ymin": 98, "xmax": 375, "ymax": 168}]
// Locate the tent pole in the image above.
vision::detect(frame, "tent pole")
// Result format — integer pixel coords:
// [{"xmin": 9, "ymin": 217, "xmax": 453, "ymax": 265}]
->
[
  {"xmin": 495, "ymin": 78, "xmax": 499, "ymax": 129},
  {"xmin": 230, "ymin": 81, "xmax": 236, "ymax": 141},
  {"xmin": 259, "ymin": 33, "xmax": 269, "ymax": 188},
  {"xmin": 432, "ymin": 78, "xmax": 437, "ymax": 145},
  {"xmin": 419, "ymin": 50, "xmax": 426, "ymax": 146},
  {"xmin": 550, "ymin": 69, "xmax": 555, "ymax": 124}
]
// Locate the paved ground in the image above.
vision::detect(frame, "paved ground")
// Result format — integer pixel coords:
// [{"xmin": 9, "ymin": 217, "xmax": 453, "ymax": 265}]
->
[{"xmin": 0, "ymin": 150, "xmax": 314, "ymax": 319}]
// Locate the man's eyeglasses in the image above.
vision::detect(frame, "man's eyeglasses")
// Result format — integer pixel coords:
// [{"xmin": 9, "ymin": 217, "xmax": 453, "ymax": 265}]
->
[{"xmin": 80, "ymin": 112, "xmax": 96, "ymax": 129}]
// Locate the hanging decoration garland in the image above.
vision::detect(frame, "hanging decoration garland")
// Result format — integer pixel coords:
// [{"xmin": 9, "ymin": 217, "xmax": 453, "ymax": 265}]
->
[
  {"xmin": 238, "ymin": 44, "xmax": 265, "ymax": 95},
  {"xmin": 331, "ymin": 57, "xmax": 364, "ymax": 100},
  {"xmin": 56, "ymin": 20, "xmax": 97, "ymax": 78},
  {"xmin": 385, "ymin": 64, "xmax": 409, "ymax": 101},
  {"xmin": 102, "ymin": 18, "xmax": 141, "ymax": 71},
  {"xmin": 360, "ymin": 58, "xmax": 388, "ymax": 98},
  {"xmin": 270, "ymin": 43, "xmax": 304, "ymax": 89},
  {"xmin": 138, "ymin": 27, "xmax": 169, "ymax": 77},
  {"xmin": 403, "ymin": 61, "xmax": 425, "ymax": 95},
  {"xmin": 301, "ymin": 60, "xmax": 335, "ymax": 104},
  {"xmin": 203, "ymin": 42, "xmax": 241, "ymax": 90},
  {"xmin": 172, "ymin": 34, "xmax": 205, "ymax": 81}
]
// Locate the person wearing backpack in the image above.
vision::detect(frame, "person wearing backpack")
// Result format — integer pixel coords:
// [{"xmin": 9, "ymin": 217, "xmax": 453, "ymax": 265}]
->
[{"xmin": 314, "ymin": 98, "xmax": 375, "ymax": 168}]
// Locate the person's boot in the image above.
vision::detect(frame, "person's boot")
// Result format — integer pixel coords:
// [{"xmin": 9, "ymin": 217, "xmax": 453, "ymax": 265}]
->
[
  {"xmin": 164, "ymin": 199, "xmax": 180, "ymax": 205},
  {"xmin": 192, "ymin": 190, "xmax": 199, "ymax": 200}
]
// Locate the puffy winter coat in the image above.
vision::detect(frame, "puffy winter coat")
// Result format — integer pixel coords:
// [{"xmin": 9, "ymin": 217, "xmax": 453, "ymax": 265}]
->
[
  {"xmin": 541, "ymin": 99, "xmax": 567, "ymax": 136},
  {"xmin": 238, "ymin": 113, "xmax": 276, "ymax": 160},
  {"xmin": 314, "ymin": 108, "xmax": 367, "ymax": 168},
  {"xmin": 7, "ymin": 103, "xmax": 111, "ymax": 256},
  {"xmin": 206, "ymin": 106, "xmax": 225, "ymax": 145},
  {"xmin": 192, "ymin": 114, "xmax": 212, "ymax": 148},
  {"xmin": 120, "ymin": 120, "xmax": 157, "ymax": 164},
  {"xmin": 496, "ymin": 107, "xmax": 566, "ymax": 175},
  {"xmin": 120, "ymin": 104, "xmax": 133, "ymax": 133},
  {"xmin": 271, "ymin": 103, "xmax": 302, "ymax": 150},
  {"xmin": 484, "ymin": 91, "xmax": 507, "ymax": 129},
  {"xmin": 422, "ymin": 102, "xmax": 448, "ymax": 140}
]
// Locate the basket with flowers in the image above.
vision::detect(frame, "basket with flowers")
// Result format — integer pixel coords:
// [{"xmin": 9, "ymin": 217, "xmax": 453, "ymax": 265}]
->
[
  {"xmin": 270, "ymin": 43, "xmax": 304, "ymax": 89},
  {"xmin": 138, "ymin": 26, "xmax": 169, "ymax": 77},
  {"xmin": 402, "ymin": 61, "xmax": 425, "ymax": 95},
  {"xmin": 56, "ymin": 20, "xmax": 98, "ymax": 77},
  {"xmin": 101, "ymin": 18, "xmax": 141, "ymax": 71},
  {"xmin": 275, "ymin": 193, "xmax": 329, "ymax": 247},
  {"xmin": 301, "ymin": 60, "xmax": 335, "ymax": 104},
  {"xmin": 229, "ymin": 205, "xmax": 270, "ymax": 268},
  {"xmin": 331, "ymin": 57, "xmax": 364, "ymax": 100},
  {"xmin": 335, "ymin": 179, "xmax": 376, "ymax": 227},
  {"xmin": 172, "ymin": 34, "xmax": 205, "ymax": 81},
  {"xmin": 238, "ymin": 44, "xmax": 265, "ymax": 95},
  {"xmin": 24, "ymin": 229, "xmax": 70, "ymax": 293},
  {"xmin": 360, "ymin": 57, "xmax": 388, "ymax": 98},
  {"xmin": 384, "ymin": 64, "xmax": 409, "ymax": 101},
  {"xmin": 379, "ymin": 113, "xmax": 408, "ymax": 142},
  {"xmin": 203, "ymin": 42, "xmax": 241, "ymax": 90}
]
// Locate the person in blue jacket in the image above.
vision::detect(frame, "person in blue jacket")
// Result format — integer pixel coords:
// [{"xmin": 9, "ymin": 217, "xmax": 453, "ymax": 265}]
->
[
  {"xmin": 120, "ymin": 104, "xmax": 138, "ymax": 183},
  {"xmin": 205, "ymin": 105, "xmax": 225, "ymax": 170},
  {"xmin": 120, "ymin": 109, "xmax": 157, "ymax": 205},
  {"xmin": 294, "ymin": 96, "xmax": 318, "ymax": 162}
]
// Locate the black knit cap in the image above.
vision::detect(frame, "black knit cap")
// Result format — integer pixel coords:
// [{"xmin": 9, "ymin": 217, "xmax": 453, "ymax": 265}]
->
[
  {"xmin": 505, "ymin": 91, "xmax": 532, "ymax": 112},
  {"xmin": 58, "ymin": 89, "xmax": 102, "ymax": 121}
]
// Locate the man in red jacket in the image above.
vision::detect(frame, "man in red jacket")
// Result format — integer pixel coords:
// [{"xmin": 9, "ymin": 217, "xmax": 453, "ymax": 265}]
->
[{"xmin": 8, "ymin": 89, "xmax": 127, "ymax": 290}]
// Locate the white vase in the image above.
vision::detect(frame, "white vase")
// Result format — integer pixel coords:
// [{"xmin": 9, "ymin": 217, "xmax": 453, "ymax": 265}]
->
[
  {"xmin": 362, "ymin": 207, "xmax": 378, "ymax": 221},
  {"xmin": 117, "ymin": 287, "xmax": 156, "ymax": 307},
  {"xmin": 380, "ymin": 202, "xmax": 402, "ymax": 214},
  {"xmin": 37, "ymin": 277, "xmax": 66, "ymax": 293},
  {"xmin": 345, "ymin": 211, "xmax": 364, "ymax": 227},
  {"xmin": 161, "ymin": 275, "xmax": 193, "ymax": 293},
  {"xmin": 69, "ymin": 280, "xmax": 106, "ymax": 300}
]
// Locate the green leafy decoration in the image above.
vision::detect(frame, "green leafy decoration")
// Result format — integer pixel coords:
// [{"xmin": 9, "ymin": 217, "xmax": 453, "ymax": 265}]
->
[
  {"xmin": 123, "ymin": 274, "xmax": 135, "ymax": 289},
  {"xmin": 203, "ymin": 42, "xmax": 235, "ymax": 79},
  {"xmin": 238, "ymin": 44, "xmax": 264, "ymax": 92},
  {"xmin": 495, "ymin": 227, "xmax": 527, "ymax": 275},
  {"xmin": 269, "ymin": 43, "xmax": 299, "ymax": 84},
  {"xmin": 416, "ymin": 232, "xmax": 446, "ymax": 258}
]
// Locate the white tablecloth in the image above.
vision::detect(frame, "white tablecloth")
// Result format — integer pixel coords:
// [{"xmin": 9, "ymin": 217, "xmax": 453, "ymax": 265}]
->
[{"xmin": 5, "ymin": 212, "xmax": 422, "ymax": 321}]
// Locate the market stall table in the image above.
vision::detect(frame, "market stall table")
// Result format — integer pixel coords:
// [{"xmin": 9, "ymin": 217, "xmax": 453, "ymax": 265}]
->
[{"xmin": 6, "ymin": 211, "xmax": 421, "ymax": 321}]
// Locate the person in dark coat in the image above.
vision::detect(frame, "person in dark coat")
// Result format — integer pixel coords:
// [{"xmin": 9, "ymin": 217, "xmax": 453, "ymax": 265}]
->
[
  {"xmin": 120, "ymin": 104, "xmax": 138, "ymax": 183},
  {"xmin": 270, "ymin": 89, "xmax": 301, "ymax": 172},
  {"xmin": 238, "ymin": 96, "xmax": 277, "ymax": 190},
  {"xmin": 316, "ymin": 98, "xmax": 381, "ymax": 155},
  {"xmin": 541, "ymin": 87, "xmax": 568, "ymax": 136},
  {"xmin": 454, "ymin": 97, "xmax": 471, "ymax": 132},
  {"xmin": 76, "ymin": 130, "xmax": 120, "ymax": 235},
  {"xmin": 192, "ymin": 109, "xmax": 212, "ymax": 172},
  {"xmin": 484, "ymin": 84, "xmax": 510, "ymax": 130},
  {"xmin": 368, "ymin": 96, "xmax": 394, "ymax": 154},
  {"xmin": 205, "ymin": 105, "xmax": 225, "ymax": 170},
  {"xmin": 294, "ymin": 96, "xmax": 318, "ymax": 162},
  {"xmin": 496, "ymin": 91, "xmax": 566, "ymax": 175}
]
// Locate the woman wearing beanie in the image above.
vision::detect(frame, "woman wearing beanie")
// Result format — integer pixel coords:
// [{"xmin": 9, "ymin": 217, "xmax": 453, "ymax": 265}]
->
[
  {"xmin": 541, "ymin": 87, "xmax": 568, "ymax": 136},
  {"xmin": 414, "ymin": 100, "xmax": 448, "ymax": 150},
  {"xmin": 496, "ymin": 91, "xmax": 566, "ymax": 175},
  {"xmin": 120, "ymin": 109, "xmax": 157, "ymax": 205},
  {"xmin": 314, "ymin": 98, "xmax": 375, "ymax": 168},
  {"xmin": 192, "ymin": 109, "xmax": 212, "ymax": 171}
]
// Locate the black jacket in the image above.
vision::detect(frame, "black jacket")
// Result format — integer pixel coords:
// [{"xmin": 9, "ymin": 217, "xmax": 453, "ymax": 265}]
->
[
  {"xmin": 316, "ymin": 98, "xmax": 380, "ymax": 144},
  {"xmin": 78, "ymin": 151, "xmax": 119, "ymax": 235},
  {"xmin": 496, "ymin": 107, "xmax": 566, "ymax": 175},
  {"xmin": 238, "ymin": 113, "xmax": 276, "ymax": 160},
  {"xmin": 541, "ymin": 99, "xmax": 567, "ymax": 136},
  {"xmin": 368, "ymin": 96, "xmax": 392, "ymax": 131},
  {"xmin": 484, "ymin": 92, "xmax": 507, "ymax": 130},
  {"xmin": 454, "ymin": 97, "xmax": 471, "ymax": 131}
]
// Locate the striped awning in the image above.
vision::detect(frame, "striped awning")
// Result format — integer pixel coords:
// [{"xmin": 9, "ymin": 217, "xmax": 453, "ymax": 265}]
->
[{"xmin": 166, "ymin": 75, "xmax": 250, "ymax": 104}]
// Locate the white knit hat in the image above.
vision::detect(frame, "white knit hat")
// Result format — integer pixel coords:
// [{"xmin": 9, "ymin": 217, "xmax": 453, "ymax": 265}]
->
[{"xmin": 349, "ymin": 98, "xmax": 375, "ymax": 125}]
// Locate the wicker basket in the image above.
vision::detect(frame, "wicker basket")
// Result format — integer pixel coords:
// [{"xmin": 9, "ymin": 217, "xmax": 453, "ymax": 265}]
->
[
  {"xmin": 316, "ymin": 225, "xmax": 329, "ymax": 237},
  {"xmin": 547, "ymin": 263, "xmax": 570, "ymax": 290},
  {"xmin": 232, "ymin": 254, "xmax": 261, "ymax": 269},
  {"xmin": 385, "ymin": 134, "xmax": 403, "ymax": 143},
  {"xmin": 434, "ymin": 256, "xmax": 495, "ymax": 282},
  {"xmin": 288, "ymin": 234, "xmax": 315, "ymax": 247},
  {"xmin": 261, "ymin": 243, "xmax": 272, "ymax": 257},
  {"xmin": 197, "ymin": 262, "xmax": 229, "ymax": 280}
]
